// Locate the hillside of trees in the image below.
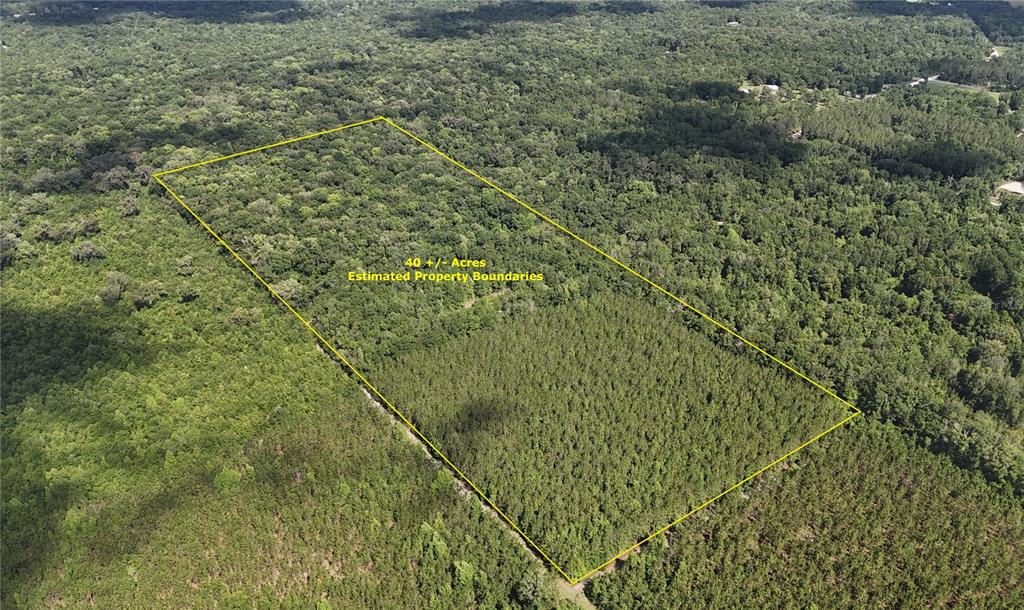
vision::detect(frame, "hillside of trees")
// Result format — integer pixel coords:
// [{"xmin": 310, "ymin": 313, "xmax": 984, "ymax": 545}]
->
[{"xmin": 3, "ymin": 0, "xmax": 1023, "ymax": 607}]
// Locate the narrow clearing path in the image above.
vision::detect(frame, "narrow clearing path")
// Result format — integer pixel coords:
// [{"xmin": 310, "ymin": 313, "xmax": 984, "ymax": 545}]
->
[{"xmin": 359, "ymin": 387, "xmax": 598, "ymax": 609}]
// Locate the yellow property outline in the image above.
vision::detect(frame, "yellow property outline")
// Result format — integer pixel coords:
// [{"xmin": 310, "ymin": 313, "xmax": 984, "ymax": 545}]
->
[{"xmin": 154, "ymin": 116, "xmax": 861, "ymax": 584}]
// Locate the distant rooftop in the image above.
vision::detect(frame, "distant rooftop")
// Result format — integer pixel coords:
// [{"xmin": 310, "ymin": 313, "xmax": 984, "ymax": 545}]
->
[{"xmin": 997, "ymin": 181, "xmax": 1024, "ymax": 195}]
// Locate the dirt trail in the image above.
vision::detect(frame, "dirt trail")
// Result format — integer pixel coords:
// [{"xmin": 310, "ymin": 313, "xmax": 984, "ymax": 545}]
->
[
  {"xmin": 556, "ymin": 580, "xmax": 599, "ymax": 610},
  {"xmin": 358, "ymin": 387, "xmax": 598, "ymax": 609}
]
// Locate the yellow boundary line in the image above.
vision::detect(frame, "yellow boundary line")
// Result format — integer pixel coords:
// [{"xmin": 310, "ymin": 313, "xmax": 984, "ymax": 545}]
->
[
  {"xmin": 154, "ymin": 116, "xmax": 861, "ymax": 584},
  {"xmin": 157, "ymin": 116, "xmax": 385, "ymax": 175}
]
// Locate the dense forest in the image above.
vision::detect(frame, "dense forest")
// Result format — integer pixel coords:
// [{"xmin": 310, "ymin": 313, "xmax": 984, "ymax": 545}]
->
[
  {"xmin": 586, "ymin": 422, "xmax": 1024, "ymax": 608},
  {"xmin": 157, "ymin": 122, "xmax": 613, "ymax": 367},
  {"xmin": 162, "ymin": 128, "xmax": 850, "ymax": 577},
  {"xmin": 3, "ymin": 0, "xmax": 1023, "ymax": 607},
  {"xmin": 375, "ymin": 292, "xmax": 848, "ymax": 577},
  {"xmin": 0, "ymin": 159, "xmax": 575, "ymax": 608}
]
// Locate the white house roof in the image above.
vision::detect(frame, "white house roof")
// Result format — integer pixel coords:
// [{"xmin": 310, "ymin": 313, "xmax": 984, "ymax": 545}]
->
[{"xmin": 997, "ymin": 181, "xmax": 1024, "ymax": 195}]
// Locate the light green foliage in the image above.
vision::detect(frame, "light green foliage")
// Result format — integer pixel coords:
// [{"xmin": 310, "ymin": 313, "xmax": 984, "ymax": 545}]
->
[
  {"xmin": 3, "ymin": 0, "xmax": 1024, "ymax": 607},
  {"xmin": 375, "ymin": 292, "xmax": 847, "ymax": 575},
  {"xmin": 0, "ymin": 150, "xmax": 550, "ymax": 609},
  {"xmin": 161, "ymin": 124, "xmax": 616, "ymax": 369},
  {"xmin": 586, "ymin": 421, "xmax": 1024, "ymax": 608},
  {"xmin": 213, "ymin": 467, "xmax": 242, "ymax": 495}
]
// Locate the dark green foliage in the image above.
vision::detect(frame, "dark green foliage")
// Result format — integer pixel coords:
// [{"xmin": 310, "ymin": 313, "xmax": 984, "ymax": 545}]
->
[
  {"xmin": 857, "ymin": 0, "xmax": 1024, "ymax": 46},
  {"xmin": 69, "ymin": 239, "xmax": 103, "ymax": 262},
  {"xmin": 801, "ymin": 88, "xmax": 1020, "ymax": 178},
  {"xmin": 0, "ymin": 231, "xmax": 22, "ymax": 269},
  {"xmin": 162, "ymin": 126, "xmax": 853, "ymax": 575},
  {"xmin": 586, "ymin": 421, "xmax": 1024, "ymax": 608},
  {"xmin": 36, "ymin": 217, "xmax": 99, "ymax": 244},
  {"xmin": 17, "ymin": 193, "xmax": 49, "ymax": 216},
  {"xmin": 160, "ymin": 123, "xmax": 618, "ymax": 370},
  {"xmin": 1011, "ymin": 90, "xmax": 1024, "ymax": 111},
  {"xmin": 118, "ymin": 193, "xmax": 140, "ymax": 217},
  {"xmin": 100, "ymin": 271, "xmax": 128, "ymax": 305},
  {"xmin": 128, "ymin": 279, "xmax": 165, "ymax": 309},
  {"xmin": 93, "ymin": 165, "xmax": 134, "ymax": 192},
  {"xmin": 3, "ymin": 0, "xmax": 1023, "ymax": 606},
  {"xmin": 0, "ymin": 176, "xmax": 554, "ymax": 609},
  {"xmin": 23, "ymin": 167, "xmax": 83, "ymax": 193},
  {"xmin": 374, "ymin": 292, "xmax": 847, "ymax": 575}
]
